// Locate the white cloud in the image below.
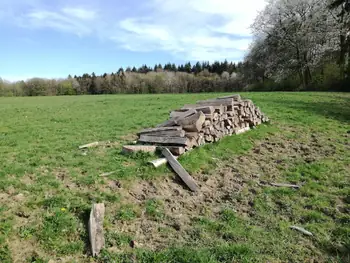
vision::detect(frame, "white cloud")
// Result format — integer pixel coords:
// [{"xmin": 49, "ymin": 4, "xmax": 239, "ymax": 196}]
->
[
  {"xmin": 2, "ymin": 0, "xmax": 267, "ymax": 61},
  {"xmin": 62, "ymin": 7, "xmax": 96, "ymax": 20}
]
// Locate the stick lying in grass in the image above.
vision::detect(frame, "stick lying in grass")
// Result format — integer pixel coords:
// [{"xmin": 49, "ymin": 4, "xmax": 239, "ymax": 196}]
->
[
  {"xmin": 162, "ymin": 148, "xmax": 198, "ymax": 192},
  {"xmin": 79, "ymin": 142, "xmax": 99, "ymax": 149},
  {"xmin": 88, "ymin": 203, "xmax": 105, "ymax": 256},
  {"xmin": 270, "ymin": 183, "xmax": 301, "ymax": 189},
  {"xmin": 290, "ymin": 226, "xmax": 313, "ymax": 236},
  {"xmin": 259, "ymin": 181, "xmax": 301, "ymax": 189},
  {"xmin": 99, "ymin": 171, "xmax": 116, "ymax": 177}
]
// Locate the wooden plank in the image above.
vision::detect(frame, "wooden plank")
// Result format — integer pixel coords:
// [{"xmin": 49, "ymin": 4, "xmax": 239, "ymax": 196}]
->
[
  {"xmin": 79, "ymin": 142, "xmax": 99, "ymax": 149},
  {"xmin": 290, "ymin": 226, "xmax": 313, "ymax": 236},
  {"xmin": 138, "ymin": 135, "xmax": 189, "ymax": 146},
  {"xmin": 122, "ymin": 145, "xmax": 157, "ymax": 154},
  {"xmin": 140, "ymin": 130, "xmax": 185, "ymax": 137},
  {"xmin": 88, "ymin": 203, "xmax": 105, "ymax": 257},
  {"xmin": 162, "ymin": 148, "xmax": 198, "ymax": 192},
  {"xmin": 138, "ymin": 126, "xmax": 182, "ymax": 135}
]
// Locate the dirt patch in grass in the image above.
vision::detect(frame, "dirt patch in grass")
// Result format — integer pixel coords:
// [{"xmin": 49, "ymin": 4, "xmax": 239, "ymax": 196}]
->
[{"xmin": 106, "ymin": 130, "xmax": 339, "ymax": 255}]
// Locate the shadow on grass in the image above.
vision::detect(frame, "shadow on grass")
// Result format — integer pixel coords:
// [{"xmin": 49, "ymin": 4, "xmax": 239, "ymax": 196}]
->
[{"xmin": 257, "ymin": 93, "xmax": 350, "ymax": 124}]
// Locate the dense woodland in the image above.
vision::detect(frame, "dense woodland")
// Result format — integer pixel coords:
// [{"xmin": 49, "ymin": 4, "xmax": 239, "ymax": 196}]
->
[{"xmin": 0, "ymin": 0, "xmax": 349, "ymax": 96}]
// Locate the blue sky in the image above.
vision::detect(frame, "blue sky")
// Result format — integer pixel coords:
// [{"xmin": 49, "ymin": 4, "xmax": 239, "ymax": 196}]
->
[{"xmin": 0, "ymin": 0, "xmax": 266, "ymax": 81}]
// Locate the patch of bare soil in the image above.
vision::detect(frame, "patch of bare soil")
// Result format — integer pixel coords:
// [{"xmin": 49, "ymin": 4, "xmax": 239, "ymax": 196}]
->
[{"xmin": 106, "ymin": 131, "xmax": 335, "ymax": 251}]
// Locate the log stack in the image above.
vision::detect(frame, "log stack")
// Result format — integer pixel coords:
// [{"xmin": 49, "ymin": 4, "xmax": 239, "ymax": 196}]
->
[{"xmin": 135, "ymin": 94, "xmax": 269, "ymax": 156}]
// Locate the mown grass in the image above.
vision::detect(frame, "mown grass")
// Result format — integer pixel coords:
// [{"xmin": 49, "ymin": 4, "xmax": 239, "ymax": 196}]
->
[{"xmin": 0, "ymin": 92, "xmax": 349, "ymax": 262}]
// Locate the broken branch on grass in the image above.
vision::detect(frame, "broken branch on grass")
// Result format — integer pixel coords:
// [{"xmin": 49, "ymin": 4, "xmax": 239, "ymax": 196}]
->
[
  {"xmin": 270, "ymin": 183, "xmax": 301, "ymax": 189},
  {"xmin": 79, "ymin": 141, "xmax": 99, "ymax": 149},
  {"xmin": 99, "ymin": 171, "xmax": 116, "ymax": 177},
  {"xmin": 289, "ymin": 226, "xmax": 313, "ymax": 236}
]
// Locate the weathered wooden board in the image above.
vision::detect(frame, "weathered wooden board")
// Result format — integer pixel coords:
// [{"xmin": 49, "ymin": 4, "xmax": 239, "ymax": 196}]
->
[
  {"xmin": 162, "ymin": 148, "xmax": 198, "ymax": 192},
  {"xmin": 139, "ymin": 130, "xmax": 185, "ymax": 137},
  {"xmin": 138, "ymin": 126, "xmax": 182, "ymax": 135},
  {"xmin": 139, "ymin": 135, "xmax": 189, "ymax": 146},
  {"xmin": 88, "ymin": 203, "xmax": 105, "ymax": 257},
  {"xmin": 122, "ymin": 145, "xmax": 157, "ymax": 154}
]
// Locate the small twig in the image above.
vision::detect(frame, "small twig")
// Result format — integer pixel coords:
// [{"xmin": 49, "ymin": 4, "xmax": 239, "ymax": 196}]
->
[
  {"xmin": 99, "ymin": 171, "xmax": 116, "ymax": 177},
  {"xmin": 270, "ymin": 183, "xmax": 301, "ymax": 189},
  {"xmin": 290, "ymin": 226, "xmax": 313, "ymax": 236},
  {"xmin": 259, "ymin": 181, "xmax": 300, "ymax": 189}
]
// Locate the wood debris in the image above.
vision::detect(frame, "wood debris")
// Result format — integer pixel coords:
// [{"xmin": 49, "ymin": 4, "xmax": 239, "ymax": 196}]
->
[
  {"xmin": 88, "ymin": 203, "xmax": 105, "ymax": 256},
  {"xmin": 289, "ymin": 226, "xmax": 313, "ymax": 236},
  {"xmin": 79, "ymin": 141, "xmax": 99, "ymax": 149}
]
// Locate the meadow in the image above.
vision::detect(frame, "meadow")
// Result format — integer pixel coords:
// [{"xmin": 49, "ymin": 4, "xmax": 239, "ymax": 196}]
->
[{"xmin": 0, "ymin": 92, "xmax": 349, "ymax": 263}]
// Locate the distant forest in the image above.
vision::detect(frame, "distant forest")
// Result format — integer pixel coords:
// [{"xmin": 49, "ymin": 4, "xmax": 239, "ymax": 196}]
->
[{"xmin": 1, "ymin": 0, "xmax": 349, "ymax": 96}]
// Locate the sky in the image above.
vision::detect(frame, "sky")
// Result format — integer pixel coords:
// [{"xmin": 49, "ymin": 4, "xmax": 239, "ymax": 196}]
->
[{"xmin": 0, "ymin": 0, "xmax": 267, "ymax": 81}]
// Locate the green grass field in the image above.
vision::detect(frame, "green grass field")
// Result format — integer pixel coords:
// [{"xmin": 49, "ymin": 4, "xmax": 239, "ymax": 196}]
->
[{"xmin": 0, "ymin": 92, "xmax": 349, "ymax": 263}]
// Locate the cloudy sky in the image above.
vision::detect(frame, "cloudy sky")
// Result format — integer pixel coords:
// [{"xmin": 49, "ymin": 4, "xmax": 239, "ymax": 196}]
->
[{"xmin": 0, "ymin": 0, "xmax": 266, "ymax": 81}]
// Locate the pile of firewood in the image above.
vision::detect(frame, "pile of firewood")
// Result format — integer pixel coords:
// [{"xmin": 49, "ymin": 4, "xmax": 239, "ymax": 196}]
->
[{"xmin": 131, "ymin": 94, "xmax": 269, "ymax": 156}]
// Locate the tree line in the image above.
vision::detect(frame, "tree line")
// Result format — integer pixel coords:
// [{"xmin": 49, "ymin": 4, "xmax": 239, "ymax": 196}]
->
[{"xmin": 0, "ymin": 61, "xmax": 242, "ymax": 96}]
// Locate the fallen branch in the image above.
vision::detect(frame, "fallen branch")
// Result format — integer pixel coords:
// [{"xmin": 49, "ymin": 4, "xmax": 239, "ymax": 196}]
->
[
  {"xmin": 79, "ymin": 142, "xmax": 99, "ymax": 149},
  {"xmin": 270, "ymin": 183, "xmax": 301, "ymax": 189},
  {"xmin": 99, "ymin": 171, "xmax": 116, "ymax": 177},
  {"xmin": 289, "ymin": 226, "xmax": 313, "ymax": 236}
]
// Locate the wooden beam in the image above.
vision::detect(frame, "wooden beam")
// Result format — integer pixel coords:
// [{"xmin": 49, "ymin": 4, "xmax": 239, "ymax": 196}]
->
[
  {"xmin": 180, "ymin": 106, "xmax": 214, "ymax": 115},
  {"xmin": 138, "ymin": 126, "xmax": 182, "ymax": 135},
  {"xmin": 88, "ymin": 203, "xmax": 105, "ymax": 257},
  {"xmin": 216, "ymin": 94, "xmax": 241, "ymax": 101},
  {"xmin": 161, "ymin": 148, "xmax": 198, "ymax": 192},
  {"xmin": 138, "ymin": 135, "xmax": 189, "ymax": 146}
]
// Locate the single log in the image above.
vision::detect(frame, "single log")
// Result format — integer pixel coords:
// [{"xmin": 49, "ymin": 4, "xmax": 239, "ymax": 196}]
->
[
  {"xmin": 138, "ymin": 135, "xmax": 189, "ymax": 146},
  {"xmin": 89, "ymin": 203, "xmax": 105, "ymax": 257},
  {"xmin": 203, "ymin": 119, "xmax": 212, "ymax": 127},
  {"xmin": 162, "ymin": 148, "xmax": 198, "ymax": 192},
  {"xmin": 138, "ymin": 126, "xmax": 182, "ymax": 135},
  {"xmin": 175, "ymin": 112, "xmax": 205, "ymax": 132},
  {"xmin": 122, "ymin": 145, "xmax": 157, "ymax": 154},
  {"xmin": 79, "ymin": 142, "xmax": 99, "ymax": 149}
]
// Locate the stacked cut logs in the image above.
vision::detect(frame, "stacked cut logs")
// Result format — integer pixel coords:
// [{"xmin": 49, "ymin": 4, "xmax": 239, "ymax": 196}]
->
[{"xmin": 136, "ymin": 94, "xmax": 269, "ymax": 156}]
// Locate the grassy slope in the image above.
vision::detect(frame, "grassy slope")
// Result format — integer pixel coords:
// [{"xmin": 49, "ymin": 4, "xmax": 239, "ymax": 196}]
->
[{"xmin": 0, "ymin": 92, "xmax": 349, "ymax": 262}]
